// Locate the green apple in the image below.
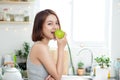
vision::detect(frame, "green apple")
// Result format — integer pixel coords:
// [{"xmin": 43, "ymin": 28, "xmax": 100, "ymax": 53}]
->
[{"xmin": 55, "ymin": 29, "xmax": 65, "ymax": 39}]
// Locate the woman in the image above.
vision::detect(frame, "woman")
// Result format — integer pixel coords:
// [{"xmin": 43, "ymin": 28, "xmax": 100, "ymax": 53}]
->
[{"xmin": 27, "ymin": 9, "xmax": 67, "ymax": 80}]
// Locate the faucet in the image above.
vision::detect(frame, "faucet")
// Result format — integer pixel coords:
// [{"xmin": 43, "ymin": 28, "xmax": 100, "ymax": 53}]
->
[{"xmin": 77, "ymin": 48, "xmax": 95, "ymax": 76}]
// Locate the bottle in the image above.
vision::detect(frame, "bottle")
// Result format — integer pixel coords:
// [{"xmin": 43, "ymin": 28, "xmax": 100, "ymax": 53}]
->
[
  {"xmin": 93, "ymin": 67, "xmax": 96, "ymax": 76},
  {"xmin": 0, "ymin": 67, "xmax": 2, "ymax": 80},
  {"xmin": 108, "ymin": 70, "xmax": 111, "ymax": 79}
]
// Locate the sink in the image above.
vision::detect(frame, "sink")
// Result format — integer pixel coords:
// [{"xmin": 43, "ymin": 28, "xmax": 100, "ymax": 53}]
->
[{"xmin": 61, "ymin": 75, "xmax": 93, "ymax": 80}]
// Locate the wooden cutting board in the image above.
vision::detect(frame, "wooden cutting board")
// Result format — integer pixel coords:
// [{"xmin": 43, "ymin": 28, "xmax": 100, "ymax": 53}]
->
[{"xmin": 50, "ymin": 49, "xmax": 69, "ymax": 75}]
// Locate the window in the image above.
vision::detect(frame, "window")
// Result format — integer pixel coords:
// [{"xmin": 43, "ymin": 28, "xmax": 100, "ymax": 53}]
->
[{"xmin": 72, "ymin": 0, "xmax": 112, "ymax": 47}]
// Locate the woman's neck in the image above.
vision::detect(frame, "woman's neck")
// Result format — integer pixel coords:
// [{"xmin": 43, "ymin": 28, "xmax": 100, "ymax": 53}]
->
[{"xmin": 41, "ymin": 38, "xmax": 49, "ymax": 45}]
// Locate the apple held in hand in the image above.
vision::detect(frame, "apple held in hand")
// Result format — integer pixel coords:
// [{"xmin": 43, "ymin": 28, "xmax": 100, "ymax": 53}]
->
[{"xmin": 55, "ymin": 29, "xmax": 65, "ymax": 39}]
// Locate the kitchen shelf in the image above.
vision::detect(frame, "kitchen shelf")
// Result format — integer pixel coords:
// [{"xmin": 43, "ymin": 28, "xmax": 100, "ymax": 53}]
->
[
  {"xmin": 0, "ymin": 0, "xmax": 34, "ymax": 25},
  {"xmin": 0, "ymin": 21, "xmax": 31, "ymax": 24},
  {"xmin": 0, "ymin": 1, "xmax": 33, "ymax": 4}
]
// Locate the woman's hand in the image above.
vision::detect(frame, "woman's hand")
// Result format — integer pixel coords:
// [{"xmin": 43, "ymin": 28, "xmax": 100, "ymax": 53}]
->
[
  {"xmin": 56, "ymin": 33, "xmax": 67, "ymax": 49},
  {"xmin": 45, "ymin": 75, "xmax": 55, "ymax": 80}
]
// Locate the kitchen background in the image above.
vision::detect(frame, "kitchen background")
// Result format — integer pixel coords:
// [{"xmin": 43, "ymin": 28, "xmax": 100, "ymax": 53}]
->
[{"xmin": 0, "ymin": 0, "xmax": 120, "ymax": 77}]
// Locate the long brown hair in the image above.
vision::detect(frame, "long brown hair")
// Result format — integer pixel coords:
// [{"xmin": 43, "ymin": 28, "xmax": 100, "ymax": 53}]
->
[{"xmin": 32, "ymin": 9, "xmax": 61, "ymax": 42}]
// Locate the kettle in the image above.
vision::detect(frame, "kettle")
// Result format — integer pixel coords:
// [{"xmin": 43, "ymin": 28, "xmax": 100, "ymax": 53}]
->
[{"xmin": 2, "ymin": 67, "xmax": 23, "ymax": 80}]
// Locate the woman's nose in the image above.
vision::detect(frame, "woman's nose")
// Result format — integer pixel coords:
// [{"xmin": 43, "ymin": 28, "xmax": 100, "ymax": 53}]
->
[{"xmin": 53, "ymin": 25, "xmax": 58, "ymax": 30}]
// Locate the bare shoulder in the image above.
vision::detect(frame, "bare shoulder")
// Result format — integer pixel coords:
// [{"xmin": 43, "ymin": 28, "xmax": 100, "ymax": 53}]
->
[
  {"xmin": 33, "ymin": 42, "xmax": 46, "ymax": 49},
  {"xmin": 31, "ymin": 42, "xmax": 49, "ymax": 57}
]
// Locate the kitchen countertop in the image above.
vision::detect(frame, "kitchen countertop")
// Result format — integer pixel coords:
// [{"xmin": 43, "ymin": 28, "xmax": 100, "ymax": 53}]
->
[
  {"xmin": 61, "ymin": 75, "xmax": 116, "ymax": 80},
  {"xmin": 23, "ymin": 76, "xmax": 116, "ymax": 80}
]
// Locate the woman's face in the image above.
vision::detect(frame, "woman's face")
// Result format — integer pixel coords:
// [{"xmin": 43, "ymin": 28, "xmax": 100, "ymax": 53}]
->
[{"xmin": 42, "ymin": 14, "xmax": 60, "ymax": 40}]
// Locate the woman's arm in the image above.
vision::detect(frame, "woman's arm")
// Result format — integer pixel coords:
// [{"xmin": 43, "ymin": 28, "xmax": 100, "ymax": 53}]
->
[
  {"xmin": 36, "ymin": 34, "xmax": 67, "ymax": 80},
  {"xmin": 55, "ymin": 33, "xmax": 67, "ymax": 78}
]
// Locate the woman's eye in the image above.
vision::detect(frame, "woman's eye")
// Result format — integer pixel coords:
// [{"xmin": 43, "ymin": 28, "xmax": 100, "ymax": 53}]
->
[
  {"xmin": 56, "ymin": 22, "xmax": 59, "ymax": 25},
  {"xmin": 48, "ymin": 23, "xmax": 52, "ymax": 25}
]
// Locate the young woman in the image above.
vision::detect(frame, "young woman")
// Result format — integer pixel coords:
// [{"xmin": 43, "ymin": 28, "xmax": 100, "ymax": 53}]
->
[{"xmin": 27, "ymin": 9, "xmax": 67, "ymax": 80}]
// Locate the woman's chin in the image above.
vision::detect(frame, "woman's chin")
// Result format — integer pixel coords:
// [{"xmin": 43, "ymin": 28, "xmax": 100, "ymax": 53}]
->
[
  {"xmin": 51, "ymin": 37, "xmax": 56, "ymax": 40},
  {"xmin": 49, "ymin": 37, "xmax": 55, "ymax": 40}
]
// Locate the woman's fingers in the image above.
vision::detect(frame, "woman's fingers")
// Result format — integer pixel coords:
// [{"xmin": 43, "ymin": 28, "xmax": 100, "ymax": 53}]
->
[
  {"xmin": 45, "ymin": 75, "xmax": 51, "ymax": 80},
  {"xmin": 45, "ymin": 75, "xmax": 55, "ymax": 80}
]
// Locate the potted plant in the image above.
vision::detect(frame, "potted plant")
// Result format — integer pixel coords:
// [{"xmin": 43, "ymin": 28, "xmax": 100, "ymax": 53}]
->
[
  {"xmin": 94, "ymin": 55, "xmax": 111, "ymax": 68},
  {"xmin": 77, "ymin": 61, "xmax": 84, "ymax": 76},
  {"xmin": 15, "ymin": 42, "xmax": 30, "ymax": 70},
  {"xmin": 94, "ymin": 55, "xmax": 111, "ymax": 79}
]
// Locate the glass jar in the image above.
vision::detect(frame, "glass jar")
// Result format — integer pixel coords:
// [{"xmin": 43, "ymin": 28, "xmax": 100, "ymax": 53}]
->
[
  {"xmin": 0, "ymin": 8, "xmax": 4, "ymax": 21},
  {"xmin": 24, "ymin": 10, "xmax": 29, "ymax": 22},
  {"xmin": 3, "ymin": 8, "xmax": 9, "ymax": 21},
  {"xmin": 114, "ymin": 58, "xmax": 120, "ymax": 80}
]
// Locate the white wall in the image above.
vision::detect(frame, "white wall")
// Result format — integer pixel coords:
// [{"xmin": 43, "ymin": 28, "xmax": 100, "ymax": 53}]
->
[
  {"xmin": 111, "ymin": 0, "xmax": 120, "ymax": 61},
  {"xmin": 0, "ymin": 0, "xmax": 38, "ymax": 55},
  {"xmin": 0, "ymin": 24, "xmax": 33, "ymax": 55}
]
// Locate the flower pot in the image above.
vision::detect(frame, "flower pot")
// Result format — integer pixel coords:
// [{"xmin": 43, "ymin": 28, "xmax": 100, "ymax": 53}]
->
[
  {"xmin": 95, "ymin": 67, "xmax": 109, "ymax": 80},
  {"xmin": 77, "ymin": 68, "xmax": 84, "ymax": 76},
  {"xmin": 16, "ymin": 56, "xmax": 26, "ymax": 63}
]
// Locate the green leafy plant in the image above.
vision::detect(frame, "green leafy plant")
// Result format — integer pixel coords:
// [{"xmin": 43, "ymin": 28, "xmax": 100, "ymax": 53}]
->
[
  {"xmin": 15, "ymin": 42, "xmax": 30, "ymax": 71},
  {"xmin": 15, "ymin": 42, "xmax": 30, "ymax": 59},
  {"xmin": 94, "ymin": 55, "xmax": 111, "ymax": 68},
  {"xmin": 78, "ymin": 61, "xmax": 84, "ymax": 69}
]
